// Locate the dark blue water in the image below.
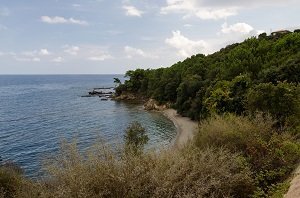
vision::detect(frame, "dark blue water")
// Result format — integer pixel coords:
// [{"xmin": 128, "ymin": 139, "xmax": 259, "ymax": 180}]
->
[{"xmin": 0, "ymin": 75, "xmax": 176, "ymax": 177}]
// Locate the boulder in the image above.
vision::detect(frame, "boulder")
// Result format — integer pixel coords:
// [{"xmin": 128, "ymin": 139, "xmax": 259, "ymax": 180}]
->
[{"xmin": 144, "ymin": 99, "xmax": 167, "ymax": 111}]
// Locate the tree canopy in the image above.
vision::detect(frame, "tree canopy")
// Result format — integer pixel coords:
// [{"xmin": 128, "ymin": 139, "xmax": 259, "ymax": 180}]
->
[{"xmin": 116, "ymin": 32, "xmax": 300, "ymax": 127}]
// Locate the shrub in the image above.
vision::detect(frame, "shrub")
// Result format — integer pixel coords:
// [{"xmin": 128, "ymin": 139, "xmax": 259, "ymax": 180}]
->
[
  {"xmin": 124, "ymin": 121, "xmax": 149, "ymax": 154},
  {"xmin": 194, "ymin": 114, "xmax": 300, "ymax": 193},
  {"xmin": 0, "ymin": 162, "xmax": 24, "ymax": 198},
  {"xmin": 246, "ymin": 82, "xmax": 300, "ymax": 128},
  {"xmin": 153, "ymin": 146, "xmax": 255, "ymax": 197},
  {"xmin": 35, "ymin": 141, "xmax": 255, "ymax": 198}
]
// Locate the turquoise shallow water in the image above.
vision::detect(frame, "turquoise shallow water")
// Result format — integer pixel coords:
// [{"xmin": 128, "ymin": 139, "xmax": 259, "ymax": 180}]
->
[{"xmin": 0, "ymin": 75, "xmax": 176, "ymax": 177}]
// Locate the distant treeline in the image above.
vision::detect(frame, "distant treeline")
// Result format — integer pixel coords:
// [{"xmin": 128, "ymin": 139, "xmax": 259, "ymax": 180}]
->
[{"xmin": 116, "ymin": 31, "xmax": 300, "ymax": 127}]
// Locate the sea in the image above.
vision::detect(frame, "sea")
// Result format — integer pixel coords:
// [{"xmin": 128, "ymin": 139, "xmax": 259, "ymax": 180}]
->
[{"xmin": 0, "ymin": 75, "xmax": 176, "ymax": 178}]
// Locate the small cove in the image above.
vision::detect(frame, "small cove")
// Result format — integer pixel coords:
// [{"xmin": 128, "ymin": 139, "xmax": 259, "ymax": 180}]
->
[{"xmin": 0, "ymin": 75, "xmax": 177, "ymax": 178}]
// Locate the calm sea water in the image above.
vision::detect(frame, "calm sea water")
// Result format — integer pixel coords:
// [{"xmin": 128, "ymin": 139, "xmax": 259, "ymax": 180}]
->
[{"xmin": 0, "ymin": 75, "xmax": 176, "ymax": 177}]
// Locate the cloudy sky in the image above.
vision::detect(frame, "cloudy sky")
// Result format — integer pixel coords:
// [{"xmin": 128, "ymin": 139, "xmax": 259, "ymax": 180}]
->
[{"xmin": 0, "ymin": 0, "xmax": 299, "ymax": 74}]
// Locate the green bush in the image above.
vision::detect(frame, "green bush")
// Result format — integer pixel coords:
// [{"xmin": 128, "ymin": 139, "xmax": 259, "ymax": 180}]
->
[
  {"xmin": 246, "ymin": 82, "xmax": 300, "ymax": 128},
  {"xmin": 194, "ymin": 114, "xmax": 300, "ymax": 194},
  {"xmin": 124, "ymin": 121, "xmax": 149, "ymax": 155}
]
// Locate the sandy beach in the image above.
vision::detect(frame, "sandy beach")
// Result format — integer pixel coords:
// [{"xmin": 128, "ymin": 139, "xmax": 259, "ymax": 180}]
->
[
  {"xmin": 163, "ymin": 109, "xmax": 198, "ymax": 148},
  {"xmin": 163, "ymin": 108, "xmax": 300, "ymax": 197},
  {"xmin": 285, "ymin": 166, "xmax": 300, "ymax": 198}
]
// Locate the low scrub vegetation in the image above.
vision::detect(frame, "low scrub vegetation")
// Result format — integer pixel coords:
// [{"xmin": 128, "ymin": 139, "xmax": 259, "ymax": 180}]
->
[
  {"xmin": 1, "ymin": 145, "xmax": 254, "ymax": 197},
  {"xmin": 195, "ymin": 114, "xmax": 300, "ymax": 196},
  {"xmin": 35, "ymin": 144, "xmax": 254, "ymax": 197},
  {"xmin": 1, "ymin": 115, "xmax": 299, "ymax": 197}
]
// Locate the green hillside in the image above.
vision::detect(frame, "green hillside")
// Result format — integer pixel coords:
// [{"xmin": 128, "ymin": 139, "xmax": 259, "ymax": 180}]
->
[{"xmin": 116, "ymin": 31, "xmax": 300, "ymax": 126}]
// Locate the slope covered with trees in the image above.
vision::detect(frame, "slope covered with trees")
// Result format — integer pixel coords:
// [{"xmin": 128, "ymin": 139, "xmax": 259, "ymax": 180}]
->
[
  {"xmin": 112, "ymin": 31, "xmax": 300, "ymax": 197},
  {"xmin": 116, "ymin": 31, "xmax": 300, "ymax": 127}
]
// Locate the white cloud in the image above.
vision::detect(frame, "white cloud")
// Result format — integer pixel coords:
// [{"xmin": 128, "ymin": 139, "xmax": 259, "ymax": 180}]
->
[
  {"xmin": 5, "ymin": 45, "xmax": 113, "ymax": 63},
  {"xmin": 161, "ymin": 0, "xmax": 194, "ymax": 14},
  {"xmin": 41, "ymin": 16, "xmax": 88, "ymax": 25},
  {"xmin": 123, "ymin": 6, "xmax": 144, "ymax": 17},
  {"xmin": 64, "ymin": 46, "xmax": 80, "ymax": 55},
  {"xmin": 161, "ymin": 0, "xmax": 296, "ymax": 20},
  {"xmin": 39, "ymin": 49, "xmax": 51, "ymax": 56},
  {"xmin": 68, "ymin": 18, "xmax": 88, "ymax": 25},
  {"xmin": 20, "ymin": 49, "xmax": 51, "ymax": 57},
  {"xmin": 124, "ymin": 46, "xmax": 145, "ymax": 58},
  {"xmin": 200, "ymin": 0, "xmax": 296, "ymax": 7},
  {"xmin": 6, "ymin": 48, "xmax": 52, "ymax": 63},
  {"xmin": 87, "ymin": 47, "xmax": 113, "ymax": 61},
  {"xmin": 72, "ymin": 4, "xmax": 81, "ymax": 7},
  {"xmin": 221, "ymin": 22, "xmax": 254, "ymax": 34},
  {"xmin": 219, "ymin": 22, "xmax": 265, "ymax": 37},
  {"xmin": 165, "ymin": 30, "xmax": 209, "ymax": 57},
  {"xmin": 88, "ymin": 54, "xmax": 113, "ymax": 61},
  {"xmin": 41, "ymin": 16, "xmax": 67, "ymax": 24},
  {"xmin": 52, "ymin": 57, "xmax": 64, "ymax": 63},
  {"xmin": 161, "ymin": 0, "xmax": 237, "ymax": 20},
  {"xmin": 124, "ymin": 46, "xmax": 158, "ymax": 59},
  {"xmin": 32, "ymin": 57, "xmax": 41, "ymax": 62},
  {"xmin": 21, "ymin": 51, "xmax": 35, "ymax": 57},
  {"xmin": 15, "ymin": 57, "xmax": 41, "ymax": 62},
  {"xmin": 62, "ymin": 44, "xmax": 113, "ymax": 61},
  {"xmin": 194, "ymin": 7, "xmax": 237, "ymax": 20},
  {"xmin": 184, "ymin": 24, "xmax": 193, "ymax": 28}
]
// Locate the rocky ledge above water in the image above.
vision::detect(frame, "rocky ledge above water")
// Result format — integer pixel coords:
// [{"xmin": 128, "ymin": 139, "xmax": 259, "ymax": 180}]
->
[
  {"xmin": 113, "ymin": 93, "xmax": 170, "ymax": 111},
  {"xmin": 113, "ymin": 93, "xmax": 138, "ymax": 101}
]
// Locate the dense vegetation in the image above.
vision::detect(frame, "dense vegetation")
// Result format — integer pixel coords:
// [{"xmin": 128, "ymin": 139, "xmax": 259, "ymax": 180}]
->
[
  {"xmin": 116, "ymin": 31, "xmax": 300, "ymax": 126},
  {"xmin": 114, "ymin": 31, "xmax": 300, "ymax": 196},
  {"xmin": 1, "ymin": 31, "xmax": 300, "ymax": 197}
]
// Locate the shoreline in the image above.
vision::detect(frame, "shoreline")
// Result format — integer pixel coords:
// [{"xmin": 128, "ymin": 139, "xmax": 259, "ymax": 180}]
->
[
  {"xmin": 285, "ymin": 166, "xmax": 300, "ymax": 197},
  {"xmin": 162, "ymin": 109, "xmax": 198, "ymax": 148}
]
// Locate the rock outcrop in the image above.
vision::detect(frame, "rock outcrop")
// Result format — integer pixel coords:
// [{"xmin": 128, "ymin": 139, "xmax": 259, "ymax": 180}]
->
[
  {"xmin": 113, "ymin": 93, "xmax": 138, "ymax": 101},
  {"xmin": 144, "ymin": 99, "xmax": 169, "ymax": 111}
]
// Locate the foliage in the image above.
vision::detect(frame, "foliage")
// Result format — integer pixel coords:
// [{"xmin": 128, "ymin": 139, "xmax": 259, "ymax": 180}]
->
[
  {"xmin": 111, "ymin": 32, "xmax": 300, "ymax": 196},
  {"xmin": 17, "ymin": 143, "xmax": 253, "ymax": 198},
  {"xmin": 124, "ymin": 121, "xmax": 149, "ymax": 154},
  {"xmin": 194, "ymin": 114, "xmax": 300, "ymax": 195},
  {"xmin": 247, "ymin": 82, "xmax": 300, "ymax": 127},
  {"xmin": 113, "ymin": 78, "xmax": 121, "ymax": 87},
  {"xmin": 0, "ymin": 162, "xmax": 30, "ymax": 198},
  {"xmin": 116, "ymin": 32, "xmax": 300, "ymax": 128}
]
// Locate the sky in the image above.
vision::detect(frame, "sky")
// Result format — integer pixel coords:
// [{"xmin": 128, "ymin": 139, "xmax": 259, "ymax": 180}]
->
[{"xmin": 0, "ymin": 0, "xmax": 299, "ymax": 74}]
